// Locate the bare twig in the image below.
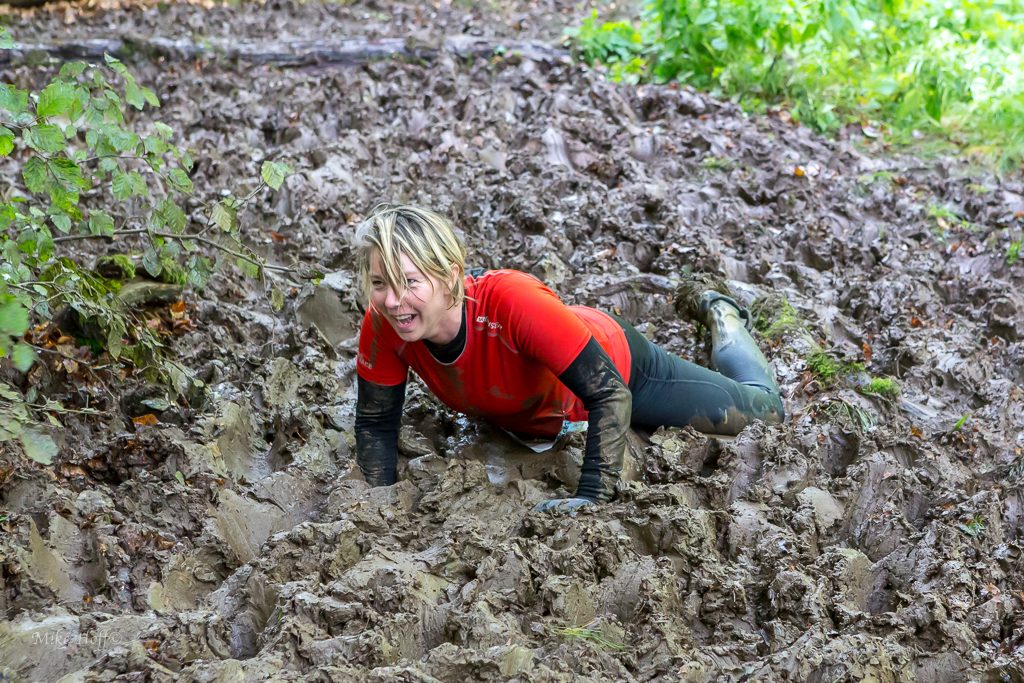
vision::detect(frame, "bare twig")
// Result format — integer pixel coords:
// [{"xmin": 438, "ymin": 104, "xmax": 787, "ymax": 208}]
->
[
  {"xmin": 25, "ymin": 402, "xmax": 104, "ymax": 417},
  {"xmin": 51, "ymin": 228, "xmax": 297, "ymax": 273},
  {"xmin": 28, "ymin": 343, "xmax": 118, "ymax": 404},
  {"xmin": 52, "ymin": 228, "xmax": 147, "ymax": 243},
  {"xmin": 151, "ymin": 231, "xmax": 297, "ymax": 273}
]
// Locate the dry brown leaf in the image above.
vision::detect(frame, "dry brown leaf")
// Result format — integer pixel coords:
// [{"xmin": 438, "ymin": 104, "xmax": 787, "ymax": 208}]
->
[{"xmin": 59, "ymin": 464, "xmax": 89, "ymax": 478}]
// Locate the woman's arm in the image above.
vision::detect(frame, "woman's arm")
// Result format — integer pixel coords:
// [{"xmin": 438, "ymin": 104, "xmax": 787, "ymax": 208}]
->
[
  {"xmin": 555, "ymin": 337, "xmax": 632, "ymax": 503},
  {"xmin": 355, "ymin": 377, "xmax": 406, "ymax": 486}
]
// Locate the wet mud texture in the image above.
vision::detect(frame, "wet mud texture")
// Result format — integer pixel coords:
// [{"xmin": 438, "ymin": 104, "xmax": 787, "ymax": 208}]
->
[{"xmin": 3, "ymin": 0, "xmax": 1024, "ymax": 681}]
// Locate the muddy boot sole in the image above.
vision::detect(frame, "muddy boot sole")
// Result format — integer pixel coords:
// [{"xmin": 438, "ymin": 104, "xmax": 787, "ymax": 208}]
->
[
  {"xmin": 699, "ymin": 291, "xmax": 754, "ymax": 332},
  {"xmin": 673, "ymin": 273, "xmax": 734, "ymax": 323}
]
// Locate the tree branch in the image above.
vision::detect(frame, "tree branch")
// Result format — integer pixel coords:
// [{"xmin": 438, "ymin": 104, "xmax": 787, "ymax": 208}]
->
[
  {"xmin": 152, "ymin": 231, "xmax": 296, "ymax": 273},
  {"xmin": 51, "ymin": 228, "xmax": 297, "ymax": 273},
  {"xmin": 52, "ymin": 228, "xmax": 147, "ymax": 243}
]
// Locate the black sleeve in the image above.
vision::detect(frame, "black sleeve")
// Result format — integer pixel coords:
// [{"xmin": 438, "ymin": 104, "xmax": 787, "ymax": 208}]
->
[
  {"xmin": 355, "ymin": 376, "xmax": 406, "ymax": 487},
  {"xmin": 557, "ymin": 337, "xmax": 632, "ymax": 503}
]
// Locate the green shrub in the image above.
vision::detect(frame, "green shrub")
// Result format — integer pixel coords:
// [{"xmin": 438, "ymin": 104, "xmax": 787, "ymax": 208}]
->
[
  {"xmin": 567, "ymin": 0, "xmax": 1024, "ymax": 169},
  {"xmin": 0, "ymin": 29, "xmax": 293, "ymax": 461}
]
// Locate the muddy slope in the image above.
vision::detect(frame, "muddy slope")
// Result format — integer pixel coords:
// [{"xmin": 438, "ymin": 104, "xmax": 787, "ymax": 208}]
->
[{"xmin": 2, "ymin": 1, "xmax": 1024, "ymax": 681}]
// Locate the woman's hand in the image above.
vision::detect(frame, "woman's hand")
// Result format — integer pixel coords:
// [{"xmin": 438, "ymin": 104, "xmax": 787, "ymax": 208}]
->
[{"xmin": 533, "ymin": 497, "xmax": 596, "ymax": 513}]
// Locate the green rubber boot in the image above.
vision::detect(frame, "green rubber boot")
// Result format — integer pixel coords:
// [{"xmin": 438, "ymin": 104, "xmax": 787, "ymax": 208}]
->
[{"xmin": 674, "ymin": 274, "xmax": 753, "ymax": 331}]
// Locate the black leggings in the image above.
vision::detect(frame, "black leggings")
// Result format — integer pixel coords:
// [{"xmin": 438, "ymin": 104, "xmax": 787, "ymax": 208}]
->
[{"xmin": 613, "ymin": 313, "xmax": 785, "ymax": 437}]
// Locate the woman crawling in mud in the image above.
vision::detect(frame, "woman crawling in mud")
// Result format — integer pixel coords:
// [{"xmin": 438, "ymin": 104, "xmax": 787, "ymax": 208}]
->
[{"xmin": 354, "ymin": 204, "xmax": 785, "ymax": 511}]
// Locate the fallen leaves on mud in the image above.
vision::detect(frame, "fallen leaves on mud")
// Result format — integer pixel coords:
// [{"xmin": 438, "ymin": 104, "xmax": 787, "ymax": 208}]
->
[{"xmin": 2, "ymin": 1, "xmax": 1024, "ymax": 681}]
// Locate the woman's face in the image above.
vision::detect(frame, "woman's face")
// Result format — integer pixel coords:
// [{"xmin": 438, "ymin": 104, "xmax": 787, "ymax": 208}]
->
[{"xmin": 369, "ymin": 251, "xmax": 461, "ymax": 344}]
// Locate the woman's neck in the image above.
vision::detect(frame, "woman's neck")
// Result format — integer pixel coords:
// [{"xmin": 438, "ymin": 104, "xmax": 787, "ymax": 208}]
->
[
  {"xmin": 423, "ymin": 305, "xmax": 467, "ymax": 364},
  {"xmin": 425, "ymin": 299, "xmax": 464, "ymax": 345}
]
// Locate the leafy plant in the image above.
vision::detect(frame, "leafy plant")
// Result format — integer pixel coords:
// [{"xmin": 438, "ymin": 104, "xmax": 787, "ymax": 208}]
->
[
  {"xmin": 957, "ymin": 514, "xmax": 986, "ymax": 537},
  {"xmin": 1007, "ymin": 238, "xmax": 1022, "ymax": 265},
  {"xmin": 566, "ymin": 12, "xmax": 649, "ymax": 83},
  {"xmin": 0, "ymin": 46, "xmax": 294, "ymax": 462},
  {"xmin": 567, "ymin": 0, "xmax": 1024, "ymax": 169}
]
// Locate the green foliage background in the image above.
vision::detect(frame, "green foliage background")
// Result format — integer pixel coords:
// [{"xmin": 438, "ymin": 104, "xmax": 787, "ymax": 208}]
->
[{"xmin": 569, "ymin": 0, "xmax": 1024, "ymax": 168}]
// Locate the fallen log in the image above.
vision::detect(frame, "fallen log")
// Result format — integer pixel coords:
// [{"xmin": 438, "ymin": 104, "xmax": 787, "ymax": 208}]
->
[
  {"xmin": 0, "ymin": 0, "xmax": 66, "ymax": 7},
  {"xmin": 0, "ymin": 34, "xmax": 569, "ymax": 67}
]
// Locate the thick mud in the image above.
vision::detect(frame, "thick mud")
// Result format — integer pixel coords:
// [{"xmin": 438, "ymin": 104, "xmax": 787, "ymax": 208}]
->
[{"xmin": 2, "ymin": 1, "xmax": 1024, "ymax": 681}]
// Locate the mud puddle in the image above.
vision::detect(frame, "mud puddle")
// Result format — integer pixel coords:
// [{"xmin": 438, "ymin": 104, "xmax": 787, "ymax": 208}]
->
[{"xmin": 2, "ymin": 0, "xmax": 1024, "ymax": 680}]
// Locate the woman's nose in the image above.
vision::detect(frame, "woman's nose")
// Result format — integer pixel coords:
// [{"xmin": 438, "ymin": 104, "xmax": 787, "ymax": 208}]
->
[{"xmin": 383, "ymin": 286, "xmax": 402, "ymax": 308}]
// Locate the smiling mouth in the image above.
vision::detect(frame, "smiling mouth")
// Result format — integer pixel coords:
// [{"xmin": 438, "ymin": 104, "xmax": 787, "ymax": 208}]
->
[{"xmin": 392, "ymin": 313, "xmax": 416, "ymax": 326}]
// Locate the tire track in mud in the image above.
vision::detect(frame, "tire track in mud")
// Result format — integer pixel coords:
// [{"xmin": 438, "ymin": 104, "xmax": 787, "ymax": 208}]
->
[{"xmin": 2, "ymin": 2, "xmax": 1024, "ymax": 680}]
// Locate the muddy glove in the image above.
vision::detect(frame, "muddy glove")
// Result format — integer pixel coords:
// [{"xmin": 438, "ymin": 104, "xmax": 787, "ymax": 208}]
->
[
  {"xmin": 556, "ymin": 337, "xmax": 631, "ymax": 503},
  {"xmin": 355, "ymin": 377, "xmax": 406, "ymax": 487},
  {"xmin": 533, "ymin": 497, "xmax": 596, "ymax": 513}
]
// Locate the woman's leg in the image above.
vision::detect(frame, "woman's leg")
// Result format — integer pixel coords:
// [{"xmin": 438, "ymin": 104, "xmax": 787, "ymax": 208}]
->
[{"xmin": 616, "ymin": 298, "xmax": 785, "ymax": 437}]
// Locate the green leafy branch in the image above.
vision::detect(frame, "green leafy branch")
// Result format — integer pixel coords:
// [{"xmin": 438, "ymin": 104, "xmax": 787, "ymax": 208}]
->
[{"xmin": 0, "ymin": 47, "xmax": 294, "ymax": 465}]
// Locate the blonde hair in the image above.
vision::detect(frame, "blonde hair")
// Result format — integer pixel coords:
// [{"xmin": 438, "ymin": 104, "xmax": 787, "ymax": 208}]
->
[{"xmin": 356, "ymin": 204, "xmax": 467, "ymax": 309}]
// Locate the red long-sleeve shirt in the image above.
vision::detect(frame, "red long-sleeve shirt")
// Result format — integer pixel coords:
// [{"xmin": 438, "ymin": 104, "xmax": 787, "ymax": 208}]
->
[{"xmin": 356, "ymin": 269, "xmax": 631, "ymax": 437}]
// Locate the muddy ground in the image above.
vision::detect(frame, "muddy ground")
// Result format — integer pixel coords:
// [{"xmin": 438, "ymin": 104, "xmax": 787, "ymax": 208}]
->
[{"xmin": 2, "ymin": 1, "xmax": 1024, "ymax": 680}]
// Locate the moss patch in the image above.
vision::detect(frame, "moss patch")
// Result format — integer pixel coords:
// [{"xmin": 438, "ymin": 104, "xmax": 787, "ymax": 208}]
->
[
  {"xmin": 860, "ymin": 377, "xmax": 900, "ymax": 398},
  {"xmin": 805, "ymin": 347, "xmax": 865, "ymax": 387},
  {"xmin": 754, "ymin": 298, "xmax": 803, "ymax": 340}
]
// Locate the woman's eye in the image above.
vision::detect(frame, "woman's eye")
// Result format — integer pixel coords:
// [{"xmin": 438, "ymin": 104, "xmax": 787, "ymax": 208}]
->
[{"xmin": 406, "ymin": 278, "xmax": 418, "ymax": 287}]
